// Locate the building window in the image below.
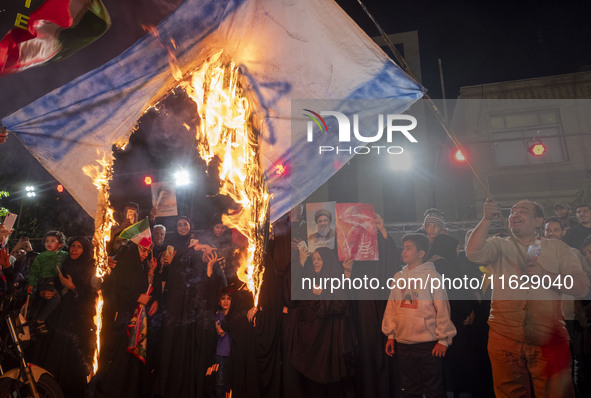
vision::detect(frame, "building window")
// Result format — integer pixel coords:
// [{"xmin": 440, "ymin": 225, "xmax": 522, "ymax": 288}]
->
[{"xmin": 489, "ymin": 110, "xmax": 567, "ymax": 166}]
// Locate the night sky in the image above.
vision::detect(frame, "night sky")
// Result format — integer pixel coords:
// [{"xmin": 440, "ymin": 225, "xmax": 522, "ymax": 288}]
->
[{"xmin": 337, "ymin": 0, "xmax": 591, "ymax": 98}]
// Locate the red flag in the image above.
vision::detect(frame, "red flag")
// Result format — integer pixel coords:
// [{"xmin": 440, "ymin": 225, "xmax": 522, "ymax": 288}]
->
[{"xmin": 0, "ymin": 0, "xmax": 110, "ymax": 74}]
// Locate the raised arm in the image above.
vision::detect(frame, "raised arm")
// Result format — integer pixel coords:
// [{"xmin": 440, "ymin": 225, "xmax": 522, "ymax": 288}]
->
[{"xmin": 466, "ymin": 198, "xmax": 501, "ymax": 254}]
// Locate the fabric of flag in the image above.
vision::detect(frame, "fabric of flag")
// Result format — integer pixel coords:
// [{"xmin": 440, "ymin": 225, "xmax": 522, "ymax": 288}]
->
[
  {"xmin": 0, "ymin": 0, "xmax": 111, "ymax": 75},
  {"xmin": 127, "ymin": 284, "xmax": 153, "ymax": 364},
  {"xmin": 2, "ymin": 0, "xmax": 424, "ymax": 222},
  {"xmin": 119, "ymin": 218, "xmax": 153, "ymax": 250}
]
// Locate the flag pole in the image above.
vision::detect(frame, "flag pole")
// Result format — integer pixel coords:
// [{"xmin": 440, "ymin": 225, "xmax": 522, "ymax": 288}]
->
[{"xmin": 355, "ymin": 0, "xmax": 528, "ymax": 265}]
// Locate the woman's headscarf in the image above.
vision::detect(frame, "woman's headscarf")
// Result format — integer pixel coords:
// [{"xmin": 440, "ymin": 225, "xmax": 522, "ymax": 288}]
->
[
  {"xmin": 301, "ymin": 247, "xmax": 344, "ymax": 299},
  {"xmin": 309, "ymin": 247, "xmax": 342, "ymax": 277},
  {"xmin": 165, "ymin": 216, "xmax": 193, "ymax": 257},
  {"xmin": 61, "ymin": 236, "xmax": 95, "ymax": 292}
]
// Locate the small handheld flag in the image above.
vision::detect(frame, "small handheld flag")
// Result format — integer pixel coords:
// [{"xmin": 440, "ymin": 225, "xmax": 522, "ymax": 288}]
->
[{"xmin": 119, "ymin": 218, "xmax": 153, "ymax": 250}]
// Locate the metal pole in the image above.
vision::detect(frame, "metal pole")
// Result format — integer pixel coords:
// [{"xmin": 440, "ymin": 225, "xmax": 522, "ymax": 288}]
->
[
  {"xmin": 437, "ymin": 58, "xmax": 449, "ymax": 122},
  {"xmin": 15, "ymin": 198, "xmax": 24, "ymax": 231},
  {"xmin": 355, "ymin": 0, "xmax": 529, "ymax": 266}
]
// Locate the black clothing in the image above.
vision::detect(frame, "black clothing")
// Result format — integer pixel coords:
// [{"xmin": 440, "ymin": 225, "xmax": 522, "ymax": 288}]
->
[
  {"xmin": 5, "ymin": 250, "xmax": 37, "ymax": 285},
  {"xmin": 91, "ymin": 244, "xmax": 151, "ymax": 398},
  {"xmin": 564, "ymin": 225, "xmax": 591, "ymax": 249},
  {"xmin": 198, "ymin": 227, "xmax": 236, "ymax": 282},
  {"xmin": 290, "ymin": 248, "xmax": 353, "ymax": 387},
  {"xmin": 348, "ymin": 233, "xmax": 400, "ymax": 398},
  {"xmin": 30, "ymin": 238, "xmax": 96, "ymax": 398},
  {"xmin": 397, "ymin": 341, "xmax": 445, "ymax": 398},
  {"xmin": 428, "ymin": 235, "xmax": 479, "ymax": 396},
  {"xmin": 154, "ymin": 250, "xmax": 227, "ymax": 398},
  {"xmin": 223, "ymin": 249, "xmax": 283, "ymax": 398}
]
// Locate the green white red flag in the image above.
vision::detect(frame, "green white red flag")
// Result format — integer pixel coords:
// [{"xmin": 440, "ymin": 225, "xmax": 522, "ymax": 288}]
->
[
  {"xmin": 119, "ymin": 218, "xmax": 153, "ymax": 250},
  {"xmin": 0, "ymin": 0, "xmax": 110, "ymax": 75}
]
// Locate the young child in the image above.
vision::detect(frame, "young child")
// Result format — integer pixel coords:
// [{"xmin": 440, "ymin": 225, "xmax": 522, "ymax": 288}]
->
[
  {"xmin": 382, "ymin": 233, "xmax": 456, "ymax": 397},
  {"xmin": 214, "ymin": 288, "xmax": 233, "ymax": 398},
  {"xmin": 26, "ymin": 230, "xmax": 68, "ymax": 333}
]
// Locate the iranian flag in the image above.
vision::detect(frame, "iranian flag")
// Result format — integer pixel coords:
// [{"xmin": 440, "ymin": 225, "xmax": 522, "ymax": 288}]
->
[
  {"xmin": 119, "ymin": 218, "xmax": 153, "ymax": 250},
  {"xmin": 0, "ymin": 0, "xmax": 110, "ymax": 75}
]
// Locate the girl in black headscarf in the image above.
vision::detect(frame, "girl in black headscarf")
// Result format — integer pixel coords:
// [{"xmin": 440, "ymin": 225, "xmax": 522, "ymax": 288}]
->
[
  {"xmin": 290, "ymin": 247, "xmax": 354, "ymax": 398},
  {"xmin": 33, "ymin": 236, "xmax": 97, "ymax": 398},
  {"xmin": 164, "ymin": 216, "xmax": 194, "ymax": 256},
  {"xmin": 156, "ymin": 216, "xmax": 195, "ymax": 303}
]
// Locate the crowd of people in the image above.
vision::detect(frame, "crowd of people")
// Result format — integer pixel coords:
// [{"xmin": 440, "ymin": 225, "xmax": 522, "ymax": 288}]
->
[{"xmin": 0, "ymin": 198, "xmax": 590, "ymax": 398}]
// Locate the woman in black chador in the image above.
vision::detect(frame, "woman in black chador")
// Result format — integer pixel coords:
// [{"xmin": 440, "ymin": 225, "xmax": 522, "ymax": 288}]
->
[
  {"xmin": 32, "ymin": 236, "xmax": 97, "ymax": 398},
  {"xmin": 290, "ymin": 247, "xmax": 354, "ymax": 398},
  {"xmin": 154, "ymin": 216, "xmax": 227, "ymax": 398}
]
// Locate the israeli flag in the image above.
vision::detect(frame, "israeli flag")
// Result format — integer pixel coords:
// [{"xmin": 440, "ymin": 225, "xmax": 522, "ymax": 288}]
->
[{"xmin": 2, "ymin": 0, "xmax": 423, "ymax": 221}]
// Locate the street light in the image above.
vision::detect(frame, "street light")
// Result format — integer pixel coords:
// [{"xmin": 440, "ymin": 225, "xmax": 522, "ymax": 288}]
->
[
  {"xmin": 388, "ymin": 151, "xmax": 412, "ymax": 171},
  {"xmin": 17, "ymin": 185, "xmax": 36, "ymax": 230},
  {"xmin": 174, "ymin": 170, "xmax": 191, "ymax": 186}
]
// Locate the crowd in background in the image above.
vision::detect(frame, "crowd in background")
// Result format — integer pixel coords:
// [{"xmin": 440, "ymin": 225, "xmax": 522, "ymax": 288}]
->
[{"xmin": 0, "ymin": 198, "xmax": 590, "ymax": 398}]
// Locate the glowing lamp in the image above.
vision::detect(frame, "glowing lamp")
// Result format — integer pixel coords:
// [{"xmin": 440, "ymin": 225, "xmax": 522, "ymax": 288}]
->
[
  {"xmin": 25, "ymin": 185, "xmax": 36, "ymax": 198},
  {"xmin": 174, "ymin": 170, "xmax": 191, "ymax": 186},
  {"xmin": 454, "ymin": 149, "xmax": 466, "ymax": 163},
  {"xmin": 272, "ymin": 162, "xmax": 288, "ymax": 176},
  {"xmin": 528, "ymin": 142, "xmax": 546, "ymax": 157},
  {"xmin": 144, "ymin": 176, "xmax": 153, "ymax": 185},
  {"xmin": 57, "ymin": 184, "xmax": 64, "ymax": 193}
]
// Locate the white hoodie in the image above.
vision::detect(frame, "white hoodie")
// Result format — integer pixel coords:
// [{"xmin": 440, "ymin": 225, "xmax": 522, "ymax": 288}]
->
[{"xmin": 381, "ymin": 262, "xmax": 457, "ymax": 346}]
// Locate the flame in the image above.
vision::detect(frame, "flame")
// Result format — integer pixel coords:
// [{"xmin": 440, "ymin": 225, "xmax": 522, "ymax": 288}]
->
[
  {"xmin": 88, "ymin": 290, "xmax": 103, "ymax": 382},
  {"xmin": 184, "ymin": 51, "xmax": 270, "ymax": 306},
  {"xmin": 82, "ymin": 151, "xmax": 117, "ymax": 377},
  {"xmin": 83, "ymin": 48, "xmax": 270, "ymax": 377},
  {"xmin": 144, "ymin": 24, "xmax": 183, "ymax": 81}
]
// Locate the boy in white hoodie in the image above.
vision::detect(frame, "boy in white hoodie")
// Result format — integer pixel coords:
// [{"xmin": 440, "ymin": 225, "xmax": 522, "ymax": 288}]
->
[{"xmin": 382, "ymin": 233, "xmax": 456, "ymax": 398}]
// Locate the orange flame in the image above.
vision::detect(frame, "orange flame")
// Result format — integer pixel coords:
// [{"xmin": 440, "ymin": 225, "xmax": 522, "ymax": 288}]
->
[
  {"xmin": 84, "ymin": 47, "xmax": 270, "ymax": 378},
  {"xmin": 144, "ymin": 24, "xmax": 183, "ymax": 81},
  {"xmin": 88, "ymin": 290, "xmax": 103, "ymax": 382},
  {"xmin": 184, "ymin": 51, "xmax": 270, "ymax": 306},
  {"xmin": 82, "ymin": 151, "xmax": 117, "ymax": 377}
]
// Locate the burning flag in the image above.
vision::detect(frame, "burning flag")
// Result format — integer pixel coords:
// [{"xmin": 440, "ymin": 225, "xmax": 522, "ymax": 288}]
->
[
  {"xmin": 0, "ymin": 0, "xmax": 111, "ymax": 75},
  {"xmin": 1, "ymin": 0, "xmax": 423, "ymax": 222}
]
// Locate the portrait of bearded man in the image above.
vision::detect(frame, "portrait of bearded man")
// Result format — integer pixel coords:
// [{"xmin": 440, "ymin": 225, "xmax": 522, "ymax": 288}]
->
[{"xmin": 308, "ymin": 208, "xmax": 336, "ymax": 251}]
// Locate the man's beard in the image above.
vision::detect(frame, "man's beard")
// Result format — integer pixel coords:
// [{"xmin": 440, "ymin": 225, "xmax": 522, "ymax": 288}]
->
[{"xmin": 318, "ymin": 225, "xmax": 330, "ymax": 237}]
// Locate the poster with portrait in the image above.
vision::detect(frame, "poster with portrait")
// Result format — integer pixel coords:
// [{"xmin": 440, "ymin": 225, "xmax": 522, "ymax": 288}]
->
[
  {"xmin": 305, "ymin": 201, "xmax": 336, "ymax": 252},
  {"xmin": 335, "ymin": 203, "xmax": 378, "ymax": 261},
  {"xmin": 151, "ymin": 181, "xmax": 178, "ymax": 217}
]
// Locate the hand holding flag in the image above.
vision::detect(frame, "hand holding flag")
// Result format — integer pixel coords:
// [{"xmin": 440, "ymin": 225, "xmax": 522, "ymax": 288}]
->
[
  {"xmin": 127, "ymin": 284, "xmax": 153, "ymax": 363},
  {"xmin": 119, "ymin": 218, "xmax": 153, "ymax": 250}
]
